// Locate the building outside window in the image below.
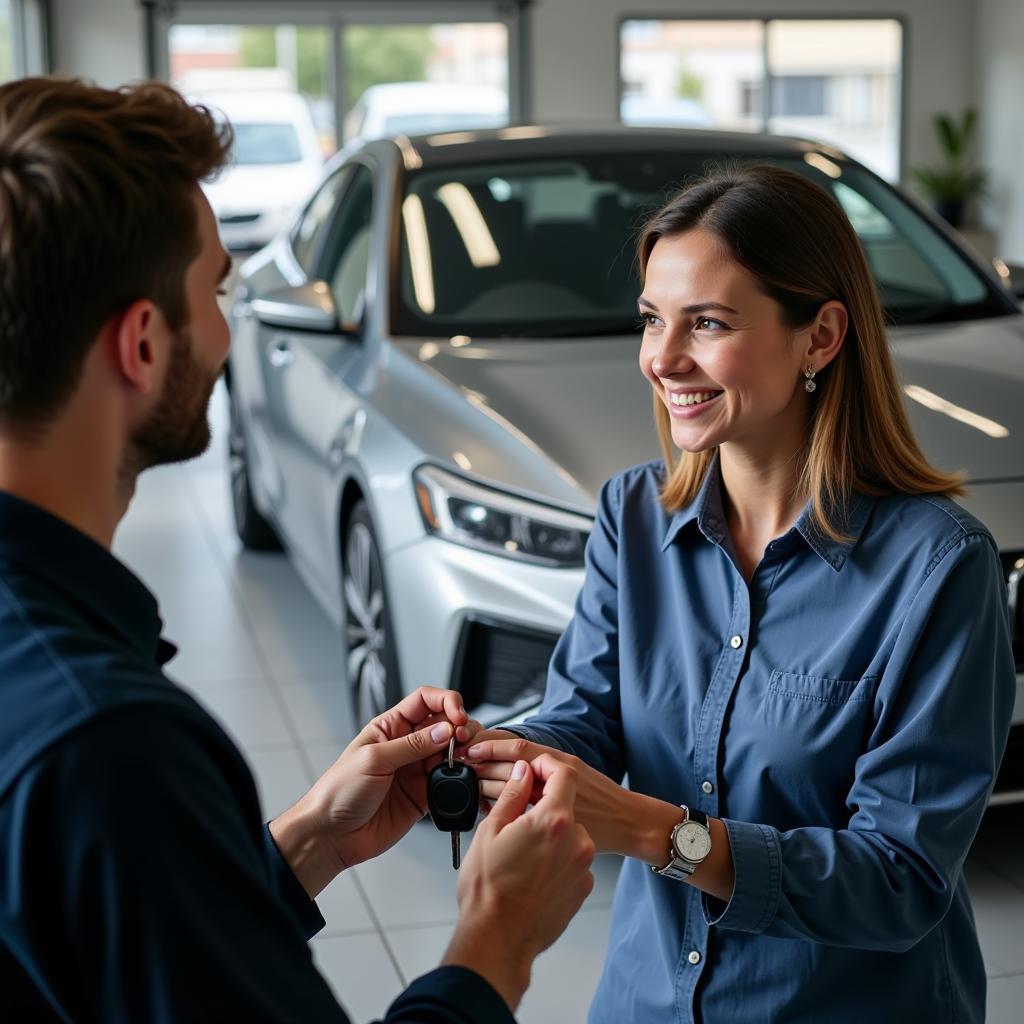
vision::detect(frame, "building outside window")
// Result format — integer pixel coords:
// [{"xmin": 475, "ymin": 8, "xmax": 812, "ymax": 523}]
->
[{"xmin": 620, "ymin": 18, "xmax": 902, "ymax": 180}]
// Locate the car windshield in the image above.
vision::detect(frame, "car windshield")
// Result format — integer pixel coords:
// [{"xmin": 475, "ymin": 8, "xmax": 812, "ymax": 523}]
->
[
  {"xmin": 395, "ymin": 152, "xmax": 1007, "ymax": 338},
  {"xmin": 382, "ymin": 112, "xmax": 507, "ymax": 136},
  {"xmin": 231, "ymin": 123, "xmax": 303, "ymax": 166}
]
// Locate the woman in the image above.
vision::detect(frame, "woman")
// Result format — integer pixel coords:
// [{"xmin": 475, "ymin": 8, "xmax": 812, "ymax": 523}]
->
[{"xmin": 460, "ymin": 166, "xmax": 1016, "ymax": 1023}]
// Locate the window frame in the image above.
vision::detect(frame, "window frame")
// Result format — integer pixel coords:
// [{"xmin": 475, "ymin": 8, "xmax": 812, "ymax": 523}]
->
[
  {"xmin": 150, "ymin": 1, "xmax": 529, "ymax": 150},
  {"xmin": 617, "ymin": 13, "xmax": 907, "ymax": 181}
]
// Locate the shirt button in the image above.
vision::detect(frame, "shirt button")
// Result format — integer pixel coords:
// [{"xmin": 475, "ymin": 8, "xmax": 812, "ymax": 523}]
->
[
  {"xmin": 701, "ymin": 780, "xmax": 714, "ymax": 795},
  {"xmin": 729, "ymin": 635, "xmax": 743, "ymax": 649},
  {"xmin": 688, "ymin": 950, "xmax": 702, "ymax": 965}
]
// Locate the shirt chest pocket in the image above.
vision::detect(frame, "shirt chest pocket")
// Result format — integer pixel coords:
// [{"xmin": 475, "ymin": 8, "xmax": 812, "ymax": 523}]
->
[{"xmin": 755, "ymin": 670, "xmax": 877, "ymax": 801}]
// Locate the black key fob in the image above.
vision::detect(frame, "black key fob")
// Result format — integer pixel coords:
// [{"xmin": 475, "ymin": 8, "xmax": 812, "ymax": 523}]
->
[{"xmin": 427, "ymin": 759, "xmax": 479, "ymax": 833}]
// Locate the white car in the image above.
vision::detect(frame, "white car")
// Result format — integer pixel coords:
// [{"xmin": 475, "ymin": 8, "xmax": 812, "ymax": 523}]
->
[
  {"xmin": 198, "ymin": 90, "xmax": 324, "ymax": 251},
  {"xmin": 343, "ymin": 82, "xmax": 508, "ymax": 146}
]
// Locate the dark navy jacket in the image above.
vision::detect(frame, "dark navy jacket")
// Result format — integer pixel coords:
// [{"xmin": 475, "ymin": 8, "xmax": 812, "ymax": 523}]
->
[{"xmin": 0, "ymin": 490, "xmax": 512, "ymax": 1024}]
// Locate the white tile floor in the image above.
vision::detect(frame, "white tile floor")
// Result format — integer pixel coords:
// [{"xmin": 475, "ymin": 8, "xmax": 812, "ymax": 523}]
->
[{"xmin": 113, "ymin": 381, "xmax": 1024, "ymax": 1024}]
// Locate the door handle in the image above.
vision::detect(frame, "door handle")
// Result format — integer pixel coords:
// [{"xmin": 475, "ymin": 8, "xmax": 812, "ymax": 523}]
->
[{"xmin": 268, "ymin": 337, "xmax": 294, "ymax": 368}]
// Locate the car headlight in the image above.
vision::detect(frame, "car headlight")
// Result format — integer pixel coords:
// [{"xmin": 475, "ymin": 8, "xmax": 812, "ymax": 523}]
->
[{"xmin": 413, "ymin": 464, "xmax": 591, "ymax": 568}]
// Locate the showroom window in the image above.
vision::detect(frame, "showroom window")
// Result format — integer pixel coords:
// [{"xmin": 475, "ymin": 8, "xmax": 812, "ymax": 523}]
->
[
  {"xmin": 1, "ymin": 0, "xmax": 47, "ymax": 81},
  {"xmin": 161, "ymin": 7, "xmax": 518, "ymax": 160},
  {"xmin": 620, "ymin": 18, "xmax": 903, "ymax": 180}
]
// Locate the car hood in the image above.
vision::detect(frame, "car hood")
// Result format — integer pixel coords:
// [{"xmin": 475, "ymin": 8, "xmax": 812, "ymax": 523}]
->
[{"xmin": 391, "ymin": 313, "xmax": 1024, "ymax": 510}]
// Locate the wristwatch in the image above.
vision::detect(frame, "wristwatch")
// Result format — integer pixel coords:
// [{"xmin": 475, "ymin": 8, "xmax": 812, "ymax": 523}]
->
[{"xmin": 652, "ymin": 805, "xmax": 712, "ymax": 881}]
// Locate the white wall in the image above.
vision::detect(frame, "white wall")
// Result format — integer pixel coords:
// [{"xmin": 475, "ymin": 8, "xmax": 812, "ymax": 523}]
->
[
  {"xmin": 51, "ymin": 0, "xmax": 144, "ymax": 87},
  {"xmin": 978, "ymin": 0, "xmax": 1024, "ymax": 261}
]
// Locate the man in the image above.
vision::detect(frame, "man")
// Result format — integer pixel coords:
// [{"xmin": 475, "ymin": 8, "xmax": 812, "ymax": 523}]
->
[{"xmin": 0, "ymin": 77, "xmax": 595, "ymax": 1022}]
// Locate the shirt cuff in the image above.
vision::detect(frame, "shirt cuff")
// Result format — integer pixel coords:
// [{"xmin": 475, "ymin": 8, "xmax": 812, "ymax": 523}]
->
[
  {"xmin": 384, "ymin": 966, "xmax": 516, "ymax": 1024},
  {"xmin": 263, "ymin": 823, "xmax": 326, "ymax": 941},
  {"xmin": 701, "ymin": 818, "xmax": 781, "ymax": 935}
]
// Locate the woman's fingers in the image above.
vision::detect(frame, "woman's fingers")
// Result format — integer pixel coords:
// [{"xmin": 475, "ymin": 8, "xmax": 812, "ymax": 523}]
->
[{"xmin": 463, "ymin": 737, "xmax": 543, "ymax": 764}]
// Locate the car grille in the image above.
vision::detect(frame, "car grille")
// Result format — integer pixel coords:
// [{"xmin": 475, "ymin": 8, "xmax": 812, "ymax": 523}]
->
[
  {"xmin": 450, "ymin": 616, "xmax": 558, "ymax": 711},
  {"xmin": 999, "ymin": 551, "xmax": 1024, "ymax": 671}
]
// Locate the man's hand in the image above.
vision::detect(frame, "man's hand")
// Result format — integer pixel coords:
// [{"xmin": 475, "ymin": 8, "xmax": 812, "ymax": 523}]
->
[
  {"xmin": 442, "ymin": 755, "xmax": 595, "ymax": 1011},
  {"xmin": 270, "ymin": 686, "xmax": 484, "ymax": 897}
]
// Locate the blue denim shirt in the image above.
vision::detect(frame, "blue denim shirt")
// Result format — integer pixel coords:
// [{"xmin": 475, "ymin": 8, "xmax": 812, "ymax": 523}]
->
[{"xmin": 512, "ymin": 458, "xmax": 1015, "ymax": 1024}]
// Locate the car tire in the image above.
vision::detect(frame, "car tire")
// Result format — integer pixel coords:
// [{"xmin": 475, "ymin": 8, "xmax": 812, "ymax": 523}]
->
[
  {"xmin": 343, "ymin": 501, "xmax": 401, "ymax": 725},
  {"xmin": 227, "ymin": 386, "xmax": 281, "ymax": 551}
]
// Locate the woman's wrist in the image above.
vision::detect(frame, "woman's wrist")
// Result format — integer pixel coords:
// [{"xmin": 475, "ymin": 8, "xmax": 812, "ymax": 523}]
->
[{"xmin": 604, "ymin": 788, "xmax": 686, "ymax": 863}]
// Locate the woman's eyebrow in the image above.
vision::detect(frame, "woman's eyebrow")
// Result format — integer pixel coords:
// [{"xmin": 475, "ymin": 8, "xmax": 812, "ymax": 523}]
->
[{"xmin": 637, "ymin": 297, "xmax": 739, "ymax": 315}]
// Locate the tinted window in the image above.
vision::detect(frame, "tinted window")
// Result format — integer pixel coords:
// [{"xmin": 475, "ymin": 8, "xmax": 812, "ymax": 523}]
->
[
  {"xmin": 395, "ymin": 152, "xmax": 1004, "ymax": 338},
  {"xmin": 321, "ymin": 165, "xmax": 374, "ymax": 322},
  {"xmin": 291, "ymin": 167, "xmax": 351, "ymax": 273}
]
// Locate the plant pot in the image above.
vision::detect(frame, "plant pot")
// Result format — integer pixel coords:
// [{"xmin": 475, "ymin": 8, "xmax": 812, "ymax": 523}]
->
[{"xmin": 933, "ymin": 198, "xmax": 965, "ymax": 229}]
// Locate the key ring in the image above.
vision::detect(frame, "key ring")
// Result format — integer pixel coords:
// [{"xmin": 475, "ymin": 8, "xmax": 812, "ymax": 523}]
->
[{"xmin": 447, "ymin": 736, "xmax": 455, "ymax": 769}]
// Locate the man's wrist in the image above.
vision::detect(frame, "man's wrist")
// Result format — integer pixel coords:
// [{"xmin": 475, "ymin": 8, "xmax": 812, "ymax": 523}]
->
[
  {"xmin": 442, "ymin": 916, "xmax": 533, "ymax": 1012},
  {"xmin": 606, "ymin": 789, "xmax": 686, "ymax": 864},
  {"xmin": 269, "ymin": 793, "xmax": 343, "ymax": 899}
]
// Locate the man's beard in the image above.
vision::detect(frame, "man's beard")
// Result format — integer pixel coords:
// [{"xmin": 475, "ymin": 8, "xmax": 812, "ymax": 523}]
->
[{"xmin": 124, "ymin": 326, "xmax": 219, "ymax": 477}]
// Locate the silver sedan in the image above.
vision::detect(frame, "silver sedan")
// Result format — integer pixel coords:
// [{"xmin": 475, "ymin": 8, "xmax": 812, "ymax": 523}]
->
[{"xmin": 225, "ymin": 126, "xmax": 1024, "ymax": 803}]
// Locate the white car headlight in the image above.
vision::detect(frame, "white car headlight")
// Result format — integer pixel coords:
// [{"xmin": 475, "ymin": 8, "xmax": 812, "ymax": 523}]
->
[{"xmin": 413, "ymin": 465, "xmax": 592, "ymax": 568}]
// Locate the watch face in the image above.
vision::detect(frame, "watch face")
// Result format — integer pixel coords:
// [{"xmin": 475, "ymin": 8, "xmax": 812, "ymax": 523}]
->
[{"xmin": 674, "ymin": 821, "xmax": 712, "ymax": 863}]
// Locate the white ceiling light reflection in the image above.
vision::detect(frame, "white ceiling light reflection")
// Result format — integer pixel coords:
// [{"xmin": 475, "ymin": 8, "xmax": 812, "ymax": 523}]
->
[
  {"xmin": 452, "ymin": 451, "xmax": 472, "ymax": 471},
  {"xmin": 804, "ymin": 152, "xmax": 842, "ymax": 179},
  {"xmin": 450, "ymin": 335, "xmax": 472, "ymax": 348},
  {"xmin": 437, "ymin": 182, "xmax": 500, "ymax": 267},
  {"xmin": 402, "ymin": 194, "xmax": 435, "ymax": 314},
  {"xmin": 903, "ymin": 385, "xmax": 1009, "ymax": 438}
]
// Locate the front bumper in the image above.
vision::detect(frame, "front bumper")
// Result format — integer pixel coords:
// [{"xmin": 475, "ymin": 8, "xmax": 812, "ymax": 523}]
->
[{"xmin": 384, "ymin": 535, "xmax": 583, "ymax": 724}]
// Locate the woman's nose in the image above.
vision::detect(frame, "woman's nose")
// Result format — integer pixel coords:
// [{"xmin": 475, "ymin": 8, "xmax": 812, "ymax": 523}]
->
[{"xmin": 650, "ymin": 335, "xmax": 696, "ymax": 380}]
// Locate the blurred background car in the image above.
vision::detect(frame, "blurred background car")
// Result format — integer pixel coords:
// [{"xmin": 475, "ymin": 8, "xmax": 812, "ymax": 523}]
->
[
  {"xmin": 342, "ymin": 81, "xmax": 508, "ymax": 146},
  {"xmin": 196, "ymin": 88, "xmax": 325, "ymax": 251},
  {"xmin": 225, "ymin": 126, "xmax": 1024, "ymax": 803}
]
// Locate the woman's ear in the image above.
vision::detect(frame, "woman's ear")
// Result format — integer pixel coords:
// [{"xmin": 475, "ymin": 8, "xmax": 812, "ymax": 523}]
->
[
  {"xmin": 805, "ymin": 300, "xmax": 848, "ymax": 371},
  {"xmin": 113, "ymin": 298, "xmax": 164, "ymax": 396}
]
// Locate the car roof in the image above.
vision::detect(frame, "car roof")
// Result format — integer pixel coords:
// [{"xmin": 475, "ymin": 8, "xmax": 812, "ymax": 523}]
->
[
  {"xmin": 192, "ymin": 90, "xmax": 315, "ymax": 124},
  {"xmin": 358, "ymin": 123, "xmax": 847, "ymax": 171}
]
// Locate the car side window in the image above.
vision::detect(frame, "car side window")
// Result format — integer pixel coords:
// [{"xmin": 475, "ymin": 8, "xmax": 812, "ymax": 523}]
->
[
  {"xmin": 319, "ymin": 164, "xmax": 374, "ymax": 324},
  {"xmin": 291, "ymin": 167, "xmax": 352, "ymax": 273}
]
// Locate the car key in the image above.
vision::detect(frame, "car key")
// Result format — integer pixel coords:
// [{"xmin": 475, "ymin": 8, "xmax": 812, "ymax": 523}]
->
[{"xmin": 427, "ymin": 738, "xmax": 480, "ymax": 869}]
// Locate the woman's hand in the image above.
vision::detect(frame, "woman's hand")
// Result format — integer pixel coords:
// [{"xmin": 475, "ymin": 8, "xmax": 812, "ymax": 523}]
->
[
  {"xmin": 271, "ymin": 686, "xmax": 487, "ymax": 895},
  {"xmin": 462, "ymin": 735, "xmax": 637, "ymax": 856}
]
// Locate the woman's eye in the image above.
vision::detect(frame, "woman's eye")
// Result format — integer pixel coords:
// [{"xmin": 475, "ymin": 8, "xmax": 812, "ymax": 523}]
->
[
  {"xmin": 639, "ymin": 312, "xmax": 660, "ymax": 329},
  {"xmin": 695, "ymin": 316, "xmax": 725, "ymax": 331}
]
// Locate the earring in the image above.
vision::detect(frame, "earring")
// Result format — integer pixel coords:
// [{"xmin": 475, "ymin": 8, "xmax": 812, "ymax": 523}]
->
[{"xmin": 804, "ymin": 366, "xmax": 817, "ymax": 393}]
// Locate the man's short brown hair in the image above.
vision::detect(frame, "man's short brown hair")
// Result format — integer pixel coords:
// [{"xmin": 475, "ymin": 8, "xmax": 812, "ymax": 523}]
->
[{"xmin": 0, "ymin": 77, "xmax": 232, "ymax": 433}]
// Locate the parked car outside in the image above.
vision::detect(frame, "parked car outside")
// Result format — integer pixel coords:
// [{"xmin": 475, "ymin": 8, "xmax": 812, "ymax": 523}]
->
[
  {"xmin": 197, "ymin": 90, "xmax": 324, "ymax": 251},
  {"xmin": 225, "ymin": 125, "xmax": 1024, "ymax": 803},
  {"xmin": 342, "ymin": 82, "xmax": 508, "ymax": 146}
]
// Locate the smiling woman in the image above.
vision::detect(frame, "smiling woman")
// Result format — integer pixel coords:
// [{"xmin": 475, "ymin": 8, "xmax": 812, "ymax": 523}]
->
[{"xmin": 468, "ymin": 163, "xmax": 1018, "ymax": 1024}]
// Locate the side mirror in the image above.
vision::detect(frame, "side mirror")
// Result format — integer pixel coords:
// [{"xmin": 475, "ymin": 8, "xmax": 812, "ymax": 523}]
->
[
  {"xmin": 251, "ymin": 282, "xmax": 359, "ymax": 335},
  {"xmin": 994, "ymin": 260, "xmax": 1024, "ymax": 301}
]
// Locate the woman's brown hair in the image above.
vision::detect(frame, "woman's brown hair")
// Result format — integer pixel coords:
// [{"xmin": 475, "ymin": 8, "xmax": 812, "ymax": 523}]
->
[
  {"xmin": 637, "ymin": 164, "xmax": 963, "ymax": 541},
  {"xmin": 0, "ymin": 77, "xmax": 232, "ymax": 434}
]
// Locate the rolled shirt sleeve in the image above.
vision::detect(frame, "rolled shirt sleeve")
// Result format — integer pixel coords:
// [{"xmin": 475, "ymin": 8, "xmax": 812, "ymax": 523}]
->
[{"xmin": 703, "ymin": 531, "xmax": 1016, "ymax": 950}]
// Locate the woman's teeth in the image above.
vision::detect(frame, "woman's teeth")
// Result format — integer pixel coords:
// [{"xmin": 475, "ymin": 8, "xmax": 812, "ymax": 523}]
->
[{"xmin": 669, "ymin": 391, "xmax": 721, "ymax": 407}]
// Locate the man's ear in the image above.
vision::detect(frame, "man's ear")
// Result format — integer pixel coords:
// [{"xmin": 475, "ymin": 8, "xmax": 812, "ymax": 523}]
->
[
  {"xmin": 113, "ymin": 298, "xmax": 165, "ymax": 395},
  {"xmin": 804, "ymin": 300, "xmax": 848, "ymax": 371}
]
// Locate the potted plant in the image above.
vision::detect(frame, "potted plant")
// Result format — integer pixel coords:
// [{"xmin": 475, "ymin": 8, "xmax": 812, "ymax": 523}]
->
[{"xmin": 910, "ymin": 108, "xmax": 988, "ymax": 229}]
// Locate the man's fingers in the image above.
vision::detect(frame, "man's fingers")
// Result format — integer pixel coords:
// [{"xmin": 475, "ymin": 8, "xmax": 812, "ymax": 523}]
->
[
  {"xmin": 361, "ymin": 718, "xmax": 455, "ymax": 774},
  {"xmin": 482, "ymin": 760, "xmax": 533, "ymax": 831},
  {"xmin": 385, "ymin": 686, "xmax": 469, "ymax": 734},
  {"xmin": 528, "ymin": 754, "xmax": 578, "ymax": 812}
]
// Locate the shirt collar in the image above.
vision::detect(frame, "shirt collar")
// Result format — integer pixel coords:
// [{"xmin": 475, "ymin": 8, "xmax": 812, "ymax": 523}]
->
[
  {"xmin": 660, "ymin": 454, "xmax": 876, "ymax": 571},
  {"xmin": 0, "ymin": 490, "xmax": 176, "ymax": 665}
]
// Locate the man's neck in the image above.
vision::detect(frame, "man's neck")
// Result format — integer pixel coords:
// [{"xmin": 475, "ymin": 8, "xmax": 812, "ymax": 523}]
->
[{"xmin": 0, "ymin": 420, "xmax": 132, "ymax": 550}]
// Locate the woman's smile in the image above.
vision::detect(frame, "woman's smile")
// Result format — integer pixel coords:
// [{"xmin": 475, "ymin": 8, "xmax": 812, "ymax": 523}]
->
[{"xmin": 664, "ymin": 388, "xmax": 724, "ymax": 417}]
